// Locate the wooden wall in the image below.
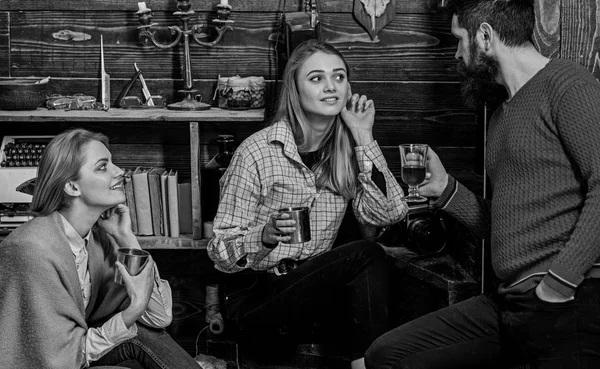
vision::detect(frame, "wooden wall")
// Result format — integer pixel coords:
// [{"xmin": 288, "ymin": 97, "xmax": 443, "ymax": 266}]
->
[
  {"xmin": 0, "ymin": 0, "xmax": 479, "ymax": 187},
  {"xmin": 2, "ymin": 0, "xmax": 600, "ymax": 185}
]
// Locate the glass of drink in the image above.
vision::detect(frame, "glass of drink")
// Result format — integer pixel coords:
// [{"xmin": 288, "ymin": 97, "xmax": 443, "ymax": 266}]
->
[{"xmin": 399, "ymin": 144, "xmax": 429, "ymax": 203}]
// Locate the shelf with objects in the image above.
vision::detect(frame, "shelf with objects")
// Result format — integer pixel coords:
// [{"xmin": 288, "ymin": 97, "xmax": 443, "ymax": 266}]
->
[{"xmin": 0, "ymin": 108, "xmax": 265, "ymax": 249}]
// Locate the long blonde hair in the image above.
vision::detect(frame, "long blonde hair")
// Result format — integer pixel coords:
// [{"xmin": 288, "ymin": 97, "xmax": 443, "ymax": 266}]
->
[
  {"xmin": 272, "ymin": 39, "xmax": 358, "ymax": 199},
  {"xmin": 31, "ymin": 128, "xmax": 109, "ymax": 216}
]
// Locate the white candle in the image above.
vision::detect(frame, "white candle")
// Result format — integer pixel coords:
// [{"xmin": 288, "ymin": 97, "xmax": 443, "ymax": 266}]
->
[
  {"xmin": 138, "ymin": 2, "xmax": 148, "ymax": 11},
  {"xmin": 203, "ymin": 221, "xmax": 214, "ymax": 239},
  {"xmin": 220, "ymin": 0, "xmax": 228, "ymax": 6}
]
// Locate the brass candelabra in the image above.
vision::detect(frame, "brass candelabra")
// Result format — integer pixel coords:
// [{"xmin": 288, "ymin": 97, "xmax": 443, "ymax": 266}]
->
[{"xmin": 136, "ymin": 1, "xmax": 234, "ymax": 110}]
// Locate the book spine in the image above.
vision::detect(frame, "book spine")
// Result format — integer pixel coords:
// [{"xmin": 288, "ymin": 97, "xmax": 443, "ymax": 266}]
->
[
  {"xmin": 148, "ymin": 169, "xmax": 165, "ymax": 236},
  {"xmin": 168, "ymin": 172, "xmax": 180, "ymax": 237},
  {"xmin": 160, "ymin": 172, "xmax": 169, "ymax": 237},
  {"xmin": 178, "ymin": 182, "xmax": 193, "ymax": 234},
  {"xmin": 132, "ymin": 171, "xmax": 153, "ymax": 236},
  {"xmin": 124, "ymin": 172, "xmax": 138, "ymax": 235}
]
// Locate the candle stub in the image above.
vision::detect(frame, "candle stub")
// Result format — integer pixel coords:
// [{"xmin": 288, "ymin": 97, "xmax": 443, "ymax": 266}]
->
[{"xmin": 204, "ymin": 221, "xmax": 215, "ymax": 239}]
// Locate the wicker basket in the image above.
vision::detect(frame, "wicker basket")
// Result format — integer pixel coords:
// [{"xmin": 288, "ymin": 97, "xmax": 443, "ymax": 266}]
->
[{"xmin": 0, "ymin": 78, "xmax": 49, "ymax": 110}]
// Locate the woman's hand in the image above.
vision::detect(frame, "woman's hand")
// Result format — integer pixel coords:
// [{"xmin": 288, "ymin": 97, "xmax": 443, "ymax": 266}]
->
[
  {"xmin": 418, "ymin": 148, "xmax": 449, "ymax": 198},
  {"xmin": 98, "ymin": 203, "xmax": 133, "ymax": 240},
  {"xmin": 340, "ymin": 87, "xmax": 375, "ymax": 146},
  {"xmin": 118, "ymin": 257, "xmax": 156, "ymax": 327},
  {"xmin": 262, "ymin": 212, "xmax": 295, "ymax": 246}
]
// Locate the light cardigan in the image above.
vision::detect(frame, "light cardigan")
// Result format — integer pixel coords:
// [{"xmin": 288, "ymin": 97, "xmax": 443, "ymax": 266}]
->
[{"xmin": 0, "ymin": 211, "xmax": 130, "ymax": 368}]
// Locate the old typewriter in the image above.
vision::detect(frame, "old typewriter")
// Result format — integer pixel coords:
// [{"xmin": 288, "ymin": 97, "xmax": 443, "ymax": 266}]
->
[{"xmin": 0, "ymin": 135, "xmax": 54, "ymax": 234}]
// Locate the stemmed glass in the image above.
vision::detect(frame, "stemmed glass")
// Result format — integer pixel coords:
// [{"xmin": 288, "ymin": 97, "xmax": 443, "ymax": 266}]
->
[{"xmin": 399, "ymin": 144, "xmax": 429, "ymax": 203}]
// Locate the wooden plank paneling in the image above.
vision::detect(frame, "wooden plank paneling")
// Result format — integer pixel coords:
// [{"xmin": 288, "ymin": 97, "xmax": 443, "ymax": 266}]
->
[
  {"xmin": 2, "ymin": 0, "xmax": 444, "ymax": 14},
  {"xmin": 8, "ymin": 12, "xmax": 458, "ymax": 82},
  {"xmin": 355, "ymin": 82, "xmax": 468, "ymax": 112},
  {"xmin": 7, "ymin": 10, "xmax": 280, "ymax": 79},
  {"xmin": 0, "ymin": 12, "xmax": 8, "ymax": 76},
  {"xmin": 560, "ymin": 0, "xmax": 600, "ymax": 79},
  {"xmin": 374, "ymin": 112, "xmax": 476, "ymax": 147},
  {"xmin": 321, "ymin": 13, "xmax": 457, "ymax": 81},
  {"xmin": 533, "ymin": 0, "xmax": 560, "ymax": 59},
  {"xmin": 560, "ymin": 0, "xmax": 593, "ymax": 65}
]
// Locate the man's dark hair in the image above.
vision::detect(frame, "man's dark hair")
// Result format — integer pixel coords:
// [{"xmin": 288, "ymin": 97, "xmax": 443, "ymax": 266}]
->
[{"xmin": 446, "ymin": 0, "xmax": 535, "ymax": 47}]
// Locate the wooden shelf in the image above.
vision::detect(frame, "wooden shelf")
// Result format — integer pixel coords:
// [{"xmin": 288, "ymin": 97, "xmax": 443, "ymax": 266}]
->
[
  {"xmin": 0, "ymin": 107, "xmax": 265, "ymax": 122},
  {"xmin": 1, "ymin": 107, "xmax": 266, "ymax": 240}
]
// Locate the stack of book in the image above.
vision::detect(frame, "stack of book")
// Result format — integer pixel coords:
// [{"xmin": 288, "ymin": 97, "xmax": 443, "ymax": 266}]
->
[{"xmin": 124, "ymin": 167, "xmax": 193, "ymax": 237}]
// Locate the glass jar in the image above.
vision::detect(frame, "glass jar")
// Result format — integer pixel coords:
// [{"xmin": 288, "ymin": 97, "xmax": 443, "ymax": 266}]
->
[
  {"xmin": 216, "ymin": 76, "xmax": 228, "ymax": 109},
  {"xmin": 215, "ymin": 134, "xmax": 235, "ymax": 168},
  {"xmin": 215, "ymin": 75, "xmax": 239, "ymax": 109},
  {"xmin": 248, "ymin": 76, "xmax": 266, "ymax": 109},
  {"xmin": 226, "ymin": 77, "xmax": 252, "ymax": 110}
]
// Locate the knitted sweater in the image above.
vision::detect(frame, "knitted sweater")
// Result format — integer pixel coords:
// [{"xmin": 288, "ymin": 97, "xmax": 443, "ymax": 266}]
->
[
  {"xmin": 434, "ymin": 58, "xmax": 600, "ymax": 297},
  {"xmin": 0, "ymin": 212, "xmax": 129, "ymax": 369}
]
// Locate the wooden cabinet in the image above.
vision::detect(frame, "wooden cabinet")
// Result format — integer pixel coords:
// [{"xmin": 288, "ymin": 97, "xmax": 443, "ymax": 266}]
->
[{"xmin": 0, "ymin": 108, "xmax": 265, "ymax": 249}]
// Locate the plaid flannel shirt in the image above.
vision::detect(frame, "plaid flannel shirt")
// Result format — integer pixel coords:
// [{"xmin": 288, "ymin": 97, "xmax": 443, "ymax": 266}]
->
[{"xmin": 207, "ymin": 121, "xmax": 407, "ymax": 273}]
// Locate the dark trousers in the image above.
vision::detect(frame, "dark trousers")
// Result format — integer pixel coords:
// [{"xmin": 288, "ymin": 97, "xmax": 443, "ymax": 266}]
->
[
  {"xmin": 224, "ymin": 240, "xmax": 392, "ymax": 360},
  {"xmin": 91, "ymin": 324, "xmax": 199, "ymax": 369},
  {"xmin": 365, "ymin": 279, "xmax": 600, "ymax": 369}
]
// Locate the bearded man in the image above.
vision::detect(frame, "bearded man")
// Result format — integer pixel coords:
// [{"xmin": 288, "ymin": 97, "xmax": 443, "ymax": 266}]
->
[
  {"xmin": 365, "ymin": 0, "xmax": 600, "ymax": 368},
  {"xmin": 455, "ymin": 21, "xmax": 505, "ymax": 109}
]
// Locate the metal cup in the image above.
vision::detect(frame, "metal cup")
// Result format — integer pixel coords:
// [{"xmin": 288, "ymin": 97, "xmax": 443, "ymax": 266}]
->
[
  {"xmin": 114, "ymin": 248, "xmax": 150, "ymax": 285},
  {"xmin": 274, "ymin": 206, "xmax": 311, "ymax": 244}
]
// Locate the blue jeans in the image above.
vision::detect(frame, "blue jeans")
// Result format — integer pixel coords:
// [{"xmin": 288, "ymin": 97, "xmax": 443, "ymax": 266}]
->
[
  {"xmin": 365, "ymin": 278, "xmax": 600, "ymax": 369},
  {"xmin": 224, "ymin": 240, "xmax": 392, "ymax": 361},
  {"xmin": 90, "ymin": 324, "xmax": 198, "ymax": 369}
]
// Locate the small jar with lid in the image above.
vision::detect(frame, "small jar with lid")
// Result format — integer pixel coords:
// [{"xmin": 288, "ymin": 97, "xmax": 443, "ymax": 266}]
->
[
  {"xmin": 226, "ymin": 77, "xmax": 251, "ymax": 110},
  {"xmin": 215, "ymin": 75, "xmax": 241, "ymax": 109},
  {"xmin": 215, "ymin": 76, "xmax": 230, "ymax": 109}
]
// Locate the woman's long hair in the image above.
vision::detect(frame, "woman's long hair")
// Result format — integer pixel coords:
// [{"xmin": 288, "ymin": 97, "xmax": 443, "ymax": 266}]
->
[
  {"xmin": 272, "ymin": 39, "xmax": 358, "ymax": 199},
  {"xmin": 31, "ymin": 128, "xmax": 109, "ymax": 216}
]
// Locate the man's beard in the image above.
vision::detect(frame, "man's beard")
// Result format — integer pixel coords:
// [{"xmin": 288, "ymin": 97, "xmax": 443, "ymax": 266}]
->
[{"xmin": 457, "ymin": 42, "xmax": 506, "ymax": 108}]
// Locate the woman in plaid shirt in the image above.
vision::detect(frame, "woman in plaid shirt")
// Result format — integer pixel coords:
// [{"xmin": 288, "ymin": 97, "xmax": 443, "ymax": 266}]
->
[{"xmin": 208, "ymin": 40, "xmax": 408, "ymax": 369}]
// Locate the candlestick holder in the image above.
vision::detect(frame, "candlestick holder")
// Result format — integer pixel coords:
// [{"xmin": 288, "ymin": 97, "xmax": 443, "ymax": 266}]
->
[{"xmin": 137, "ymin": 1, "xmax": 234, "ymax": 110}]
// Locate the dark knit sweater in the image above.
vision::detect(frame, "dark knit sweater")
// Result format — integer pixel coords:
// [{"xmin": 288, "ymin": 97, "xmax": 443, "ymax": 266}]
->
[{"xmin": 433, "ymin": 58, "xmax": 600, "ymax": 297}]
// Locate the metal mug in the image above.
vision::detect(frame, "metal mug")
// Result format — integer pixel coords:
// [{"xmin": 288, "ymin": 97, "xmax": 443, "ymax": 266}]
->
[
  {"xmin": 114, "ymin": 248, "xmax": 150, "ymax": 285},
  {"xmin": 274, "ymin": 206, "xmax": 311, "ymax": 244}
]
